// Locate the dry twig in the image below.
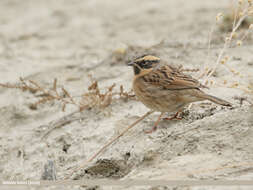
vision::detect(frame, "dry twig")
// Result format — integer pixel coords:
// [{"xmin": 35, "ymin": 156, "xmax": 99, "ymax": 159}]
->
[
  {"xmin": 65, "ymin": 110, "xmax": 154, "ymax": 179},
  {"xmin": 201, "ymin": 1, "xmax": 253, "ymax": 84},
  {"xmin": 0, "ymin": 77, "xmax": 134, "ymax": 112}
]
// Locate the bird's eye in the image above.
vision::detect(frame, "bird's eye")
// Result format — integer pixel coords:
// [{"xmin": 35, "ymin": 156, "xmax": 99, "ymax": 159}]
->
[{"xmin": 141, "ymin": 60, "xmax": 150, "ymax": 65}]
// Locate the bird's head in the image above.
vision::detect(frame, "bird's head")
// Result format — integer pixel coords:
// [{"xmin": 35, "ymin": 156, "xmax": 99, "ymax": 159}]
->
[{"xmin": 127, "ymin": 55, "xmax": 161, "ymax": 75}]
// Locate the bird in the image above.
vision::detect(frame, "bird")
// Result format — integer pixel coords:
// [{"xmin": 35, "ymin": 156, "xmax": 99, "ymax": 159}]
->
[{"xmin": 127, "ymin": 54, "xmax": 232, "ymax": 133}]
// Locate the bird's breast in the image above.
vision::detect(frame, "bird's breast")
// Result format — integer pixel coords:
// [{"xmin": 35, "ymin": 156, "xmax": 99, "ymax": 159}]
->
[
  {"xmin": 133, "ymin": 78, "xmax": 167, "ymax": 111},
  {"xmin": 132, "ymin": 77, "xmax": 188, "ymax": 112}
]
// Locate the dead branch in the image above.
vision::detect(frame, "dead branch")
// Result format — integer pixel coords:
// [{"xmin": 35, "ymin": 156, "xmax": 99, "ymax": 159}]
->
[{"xmin": 65, "ymin": 110, "xmax": 154, "ymax": 179}]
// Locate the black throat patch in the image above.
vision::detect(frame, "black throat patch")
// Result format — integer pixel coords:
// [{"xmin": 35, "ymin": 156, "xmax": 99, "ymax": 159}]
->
[{"xmin": 133, "ymin": 65, "xmax": 140, "ymax": 75}]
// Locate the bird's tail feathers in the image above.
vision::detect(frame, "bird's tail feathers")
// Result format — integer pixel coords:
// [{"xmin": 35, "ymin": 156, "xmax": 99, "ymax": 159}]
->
[{"xmin": 203, "ymin": 94, "xmax": 232, "ymax": 107}]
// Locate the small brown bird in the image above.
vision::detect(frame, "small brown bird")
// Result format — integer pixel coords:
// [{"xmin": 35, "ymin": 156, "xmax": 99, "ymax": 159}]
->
[{"xmin": 128, "ymin": 55, "xmax": 231, "ymax": 132}]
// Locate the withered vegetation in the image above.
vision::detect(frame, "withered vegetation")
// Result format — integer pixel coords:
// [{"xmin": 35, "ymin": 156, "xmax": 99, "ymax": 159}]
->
[
  {"xmin": 0, "ymin": 77, "xmax": 135, "ymax": 112},
  {"xmin": 219, "ymin": 1, "xmax": 253, "ymax": 32}
]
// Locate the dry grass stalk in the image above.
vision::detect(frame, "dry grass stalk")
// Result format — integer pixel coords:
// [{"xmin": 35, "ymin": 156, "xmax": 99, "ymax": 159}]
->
[
  {"xmin": 65, "ymin": 110, "xmax": 154, "ymax": 179},
  {"xmin": 202, "ymin": 1, "xmax": 253, "ymax": 83},
  {"xmin": 204, "ymin": 16, "xmax": 247, "ymax": 81},
  {"xmin": 198, "ymin": 17, "xmax": 219, "ymax": 79},
  {"xmin": 196, "ymin": 1, "xmax": 253, "ymax": 103},
  {"xmin": 40, "ymin": 110, "xmax": 84, "ymax": 140}
]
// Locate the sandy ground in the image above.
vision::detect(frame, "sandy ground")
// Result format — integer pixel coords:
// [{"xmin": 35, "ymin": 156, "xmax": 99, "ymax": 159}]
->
[{"xmin": 0, "ymin": 0, "xmax": 253, "ymax": 190}]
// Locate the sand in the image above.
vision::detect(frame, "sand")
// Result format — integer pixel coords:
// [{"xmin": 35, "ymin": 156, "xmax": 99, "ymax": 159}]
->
[{"xmin": 0, "ymin": 0, "xmax": 253, "ymax": 190}]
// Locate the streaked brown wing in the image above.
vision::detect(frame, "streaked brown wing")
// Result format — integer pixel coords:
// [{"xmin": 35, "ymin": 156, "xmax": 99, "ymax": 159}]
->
[{"xmin": 142, "ymin": 65, "xmax": 206, "ymax": 90}]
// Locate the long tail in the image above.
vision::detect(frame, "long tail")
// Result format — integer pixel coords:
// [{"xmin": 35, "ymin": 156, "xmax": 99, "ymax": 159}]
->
[{"xmin": 203, "ymin": 94, "xmax": 232, "ymax": 106}]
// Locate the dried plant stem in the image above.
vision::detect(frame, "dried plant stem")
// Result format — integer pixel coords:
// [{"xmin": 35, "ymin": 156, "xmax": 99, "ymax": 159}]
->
[
  {"xmin": 232, "ymin": 0, "xmax": 238, "ymax": 29},
  {"xmin": 40, "ymin": 109, "xmax": 82, "ymax": 140},
  {"xmin": 204, "ymin": 13, "xmax": 248, "ymax": 83},
  {"xmin": 198, "ymin": 22, "xmax": 216, "ymax": 79},
  {"xmin": 65, "ymin": 110, "xmax": 154, "ymax": 179}
]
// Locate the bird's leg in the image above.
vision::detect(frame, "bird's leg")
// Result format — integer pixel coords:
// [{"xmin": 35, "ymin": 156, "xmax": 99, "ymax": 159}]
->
[
  {"xmin": 163, "ymin": 111, "xmax": 183, "ymax": 120},
  {"xmin": 145, "ymin": 112, "xmax": 165, "ymax": 133}
]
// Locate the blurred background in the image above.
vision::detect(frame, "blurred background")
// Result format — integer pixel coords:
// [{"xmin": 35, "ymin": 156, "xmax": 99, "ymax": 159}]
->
[{"xmin": 0, "ymin": 0, "xmax": 232, "ymax": 82}]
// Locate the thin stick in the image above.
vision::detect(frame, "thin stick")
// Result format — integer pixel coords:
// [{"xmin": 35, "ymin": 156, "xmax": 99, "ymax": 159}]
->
[
  {"xmin": 232, "ymin": 0, "xmax": 238, "ymax": 30},
  {"xmin": 65, "ymin": 110, "xmax": 154, "ymax": 179},
  {"xmin": 198, "ymin": 22, "xmax": 216, "ymax": 79},
  {"xmin": 40, "ymin": 110, "xmax": 81, "ymax": 140},
  {"xmin": 203, "ymin": 13, "xmax": 248, "ymax": 83}
]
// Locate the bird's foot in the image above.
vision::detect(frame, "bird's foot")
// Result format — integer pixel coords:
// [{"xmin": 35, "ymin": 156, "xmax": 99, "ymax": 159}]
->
[
  {"xmin": 144, "ymin": 126, "xmax": 157, "ymax": 134},
  {"xmin": 163, "ymin": 112, "xmax": 183, "ymax": 120},
  {"xmin": 144, "ymin": 112, "xmax": 164, "ymax": 134}
]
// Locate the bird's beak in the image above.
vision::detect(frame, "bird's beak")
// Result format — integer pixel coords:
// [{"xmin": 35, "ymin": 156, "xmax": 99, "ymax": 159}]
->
[{"xmin": 127, "ymin": 61, "xmax": 135, "ymax": 66}]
